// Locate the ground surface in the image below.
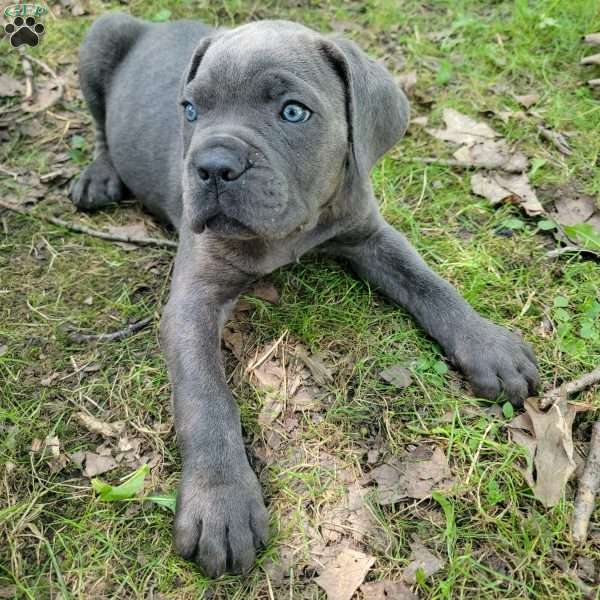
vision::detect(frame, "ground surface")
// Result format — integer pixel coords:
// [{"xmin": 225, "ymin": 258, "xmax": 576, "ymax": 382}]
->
[{"xmin": 1, "ymin": 1, "xmax": 599, "ymax": 598}]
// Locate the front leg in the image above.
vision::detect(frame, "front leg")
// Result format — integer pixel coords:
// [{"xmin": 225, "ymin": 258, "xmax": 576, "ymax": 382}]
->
[
  {"xmin": 329, "ymin": 220, "xmax": 539, "ymax": 406},
  {"xmin": 160, "ymin": 238, "xmax": 268, "ymax": 577}
]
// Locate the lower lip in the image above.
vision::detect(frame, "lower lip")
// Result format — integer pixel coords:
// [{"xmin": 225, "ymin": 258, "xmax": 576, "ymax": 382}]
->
[{"xmin": 205, "ymin": 213, "xmax": 255, "ymax": 237}]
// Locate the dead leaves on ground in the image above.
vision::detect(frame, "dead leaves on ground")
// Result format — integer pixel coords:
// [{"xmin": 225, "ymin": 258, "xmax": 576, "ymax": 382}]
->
[
  {"xmin": 425, "ymin": 106, "xmax": 600, "ymax": 256},
  {"xmin": 507, "ymin": 394, "xmax": 593, "ymax": 507},
  {"xmin": 365, "ymin": 445, "xmax": 455, "ymax": 505}
]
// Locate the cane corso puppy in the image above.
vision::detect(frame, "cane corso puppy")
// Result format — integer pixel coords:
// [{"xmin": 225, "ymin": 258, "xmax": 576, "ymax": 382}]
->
[{"xmin": 70, "ymin": 14, "xmax": 539, "ymax": 576}]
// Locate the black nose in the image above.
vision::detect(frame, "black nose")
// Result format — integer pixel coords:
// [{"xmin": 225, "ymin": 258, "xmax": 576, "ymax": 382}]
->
[{"xmin": 195, "ymin": 147, "xmax": 247, "ymax": 184}]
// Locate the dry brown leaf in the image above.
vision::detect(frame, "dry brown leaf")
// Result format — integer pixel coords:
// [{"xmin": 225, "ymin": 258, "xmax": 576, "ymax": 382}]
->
[
  {"xmin": 106, "ymin": 222, "xmax": 152, "ymax": 250},
  {"xmin": 315, "ymin": 547, "xmax": 375, "ymax": 600},
  {"xmin": 44, "ymin": 435, "xmax": 60, "ymax": 457},
  {"xmin": 295, "ymin": 346, "xmax": 333, "ymax": 385},
  {"xmin": 319, "ymin": 483, "xmax": 378, "ymax": 546},
  {"xmin": 222, "ymin": 326, "xmax": 244, "ymax": 359},
  {"xmin": 251, "ymin": 360, "xmax": 284, "ymax": 390},
  {"xmin": 454, "ymin": 140, "xmax": 528, "ymax": 172},
  {"xmin": 426, "ymin": 108, "xmax": 497, "ymax": 146},
  {"xmin": 367, "ymin": 445, "xmax": 455, "ymax": 505},
  {"xmin": 75, "ymin": 412, "xmax": 125, "ymax": 438},
  {"xmin": 21, "ymin": 77, "xmax": 63, "ymax": 113},
  {"xmin": 402, "ymin": 540, "xmax": 445, "ymax": 584},
  {"xmin": 0, "ymin": 74, "xmax": 24, "ymax": 97},
  {"xmin": 411, "ymin": 116, "xmax": 428, "ymax": 127},
  {"xmin": 360, "ymin": 581, "xmax": 418, "ymax": 600},
  {"xmin": 506, "ymin": 397, "xmax": 592, "ymax": 507},
  {"xmin": 470, "ymin": 172, "xmax": 543, "ymax": 216},
  {"xmin": 514, "ymin": 93, "xmax": 540, "ymax": 108},
  {"xmin": 396, "ymin": 71, "xmax": 417, "ymax": 97},
  {"xmin": 258, "ymin": 392, "xmax": 283, "ymax": 427},
  {"xmin": 250, "ymin": 281, "xmax": 279, "ymax": 304},
  {"xmin": 290, "ymin": 387, "xmax": 322, "ymax": 412},
  {"xmin": 83, "ymin": 452, "xmax": 117, "ymax": 477},
  {"xmin": 379, "ymin": 364, "xmax": 412, "ymax": 389},
  {"xmin": 41, "ymin": 372, "xmax": 60, "ymax": 386},
  {"xmin": 538, "ymin": 125, "xmax": 572, "ymax": 156}
]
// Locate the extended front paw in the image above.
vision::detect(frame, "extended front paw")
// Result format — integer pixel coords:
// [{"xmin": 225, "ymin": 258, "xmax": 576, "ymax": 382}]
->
[
  {"xmin": 69, "ymin": 156, "xmax": 124, "ymax": 210},
  {"xmin": 453, "ymin": 320, "xmax": 539, "ymax": 406},
  {"xmin": 174, "ymin": 465, "xmax": 269, "ymax": 577}
]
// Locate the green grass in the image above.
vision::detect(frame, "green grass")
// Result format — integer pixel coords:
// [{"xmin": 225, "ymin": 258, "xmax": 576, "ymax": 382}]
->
[{"xmin": 1, "ymin": 0, "xmax": 599, "ymax": 598}]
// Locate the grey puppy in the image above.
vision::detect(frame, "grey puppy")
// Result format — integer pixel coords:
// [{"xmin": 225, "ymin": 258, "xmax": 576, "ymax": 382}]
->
[{"xmin": 71, "ymin": 14, "xmax": 539, "ymax": 577}]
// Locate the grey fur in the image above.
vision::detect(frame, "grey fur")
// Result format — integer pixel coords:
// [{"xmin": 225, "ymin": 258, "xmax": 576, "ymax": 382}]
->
[{"xmin": 71, "ymin": 14, "xmax": 539, "ymax": 577}]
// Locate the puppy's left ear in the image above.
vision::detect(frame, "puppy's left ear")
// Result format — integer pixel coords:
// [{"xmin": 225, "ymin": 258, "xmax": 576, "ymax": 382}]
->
[{"xmin": 320, "ymin": 37, "xmax": 410, "ymax": 181}]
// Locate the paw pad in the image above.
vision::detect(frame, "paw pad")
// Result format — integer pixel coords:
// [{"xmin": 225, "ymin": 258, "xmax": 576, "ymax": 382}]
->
[{"xmin": 4, "ymin": 16, "xmax": 45, "ymax": 48}]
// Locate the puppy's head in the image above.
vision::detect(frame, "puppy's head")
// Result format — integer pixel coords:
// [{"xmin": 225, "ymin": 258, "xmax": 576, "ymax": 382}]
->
[{"xmin": 180, "ymin": 20, "xmax": 409, "ymax": 239}]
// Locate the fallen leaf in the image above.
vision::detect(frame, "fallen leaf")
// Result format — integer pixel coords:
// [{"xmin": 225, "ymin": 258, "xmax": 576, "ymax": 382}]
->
[
  {"xmin": 514, "ymin": 93, "xmax": 540, "ymax": 108},
  {"xmin": 83, "ymin": 452, "xmax": 117, "ymax": 477},
  {"xmin": 411, "ymin": 116, "xmax": 428, "ymax": 126},
  {"xmin": 379, "ymin": 364, "xmax": 413, "ymax": 389},
  {"xmin": 402, "ymin": 540, "xmax": 445, "ymax": 584},
  {"xmin": 41, "ymin": 372, "xmax": 60, "ymax": 386},
  {"xmin": 258, "ymin": 392, "xmax": 283, "ymax": 427},
  {"xmin": 290, "ymin": 387, "xmax": 322, "ymax": 412},
  {"xmin": 426, "ymin": 108, "xmax": 497, "ymax": 146},
  {"xmin": 315, "ymin": 547, "xmax": 375, "ymax": 600},
  {"xmin": 454, "ymin": 140, "xmax": 528, "ymax": 172},
  {"xmin": 44, "ymin": 435, "xmax": 60, "ymax": 457},
  {"xmin": 75, "ymin": 412, "xmax": 125, "ymax": 438},
  {"xmin": 250, "ymin": 281, "xmax": 279, "ymax": 304},
  {"xmin": 396, "ymin": 71, "xmax": 417, "ymax": 97},
  {"xmin": 106, "ymin": 222, "xmax": 151, "ymax": 250},
  {"xmin": 538, "ymin": 125, "xmax": 572, "ymax": 156},
  {"xmin": 92, "ymin": 464, "xmax": 150, "ymax": 501},
  {"xmin": 31, "ymin": 438, "xmax": 42, "ymax": 453},
  {"xmin": 552, "ymin": 194, "xmax": 598, "ymax": 227},
  {"xmin": 470, "ymin": 172, "xmax": 543, "ymax": 216},
  {"xmin": 252, "ymin": 360, "xmax": 284, "ymax": 390},
  {"xmin": 507, "ymin": 396, "xmax": 591, "ymax": 507},
  {"xmin": 367, "ymin": 445, "xmax": 455, "ymax": 504},
  {"xmin": 360, "ymin": 580, "xmax": 418, "ymax": 600},
  {"xmin": 21, "ymin": 77, "xmax": 63, "ymax": 113},
  {"xmin": 222, "ymin": 326, "xmax": 244, "ymax": 359},
  {"xmin": 295, "ymin": 346, "xmax": 333, "ymax": 385},
  {"xmin": 0, "ymin": 74, "xmax": 23, "ymax": 97}
]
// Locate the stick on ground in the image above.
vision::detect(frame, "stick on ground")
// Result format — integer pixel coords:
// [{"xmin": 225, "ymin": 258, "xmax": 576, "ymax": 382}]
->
[
  {"xmin": 68, "ymin": 316, "xmax": 153, "ymax": 343},
  {"xmin": 0, "ymin": 200, "xmax": 178, "ymax": 249},
  {"xmin": 572, "ymin": 421, "xmax": 600, "ymax": 544}
]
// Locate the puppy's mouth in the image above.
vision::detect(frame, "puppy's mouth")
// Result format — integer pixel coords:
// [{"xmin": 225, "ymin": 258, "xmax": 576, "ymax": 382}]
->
[{"xmin": 203, "ymin": 212, "xmax": 257, "ymax": 239}]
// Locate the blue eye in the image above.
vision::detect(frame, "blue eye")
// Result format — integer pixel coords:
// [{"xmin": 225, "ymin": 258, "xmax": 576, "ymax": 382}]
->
[
  {"xmin": 184, "ymin": 102, "xmax": 198, "ymax": 122},
  {"xmin": 281, "ymin": 102, "xmax": 311, "ymax": 123}
]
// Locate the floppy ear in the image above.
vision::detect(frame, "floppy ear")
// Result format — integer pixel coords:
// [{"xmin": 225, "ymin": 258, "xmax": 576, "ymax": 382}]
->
[
  {"xmin": 320, "ymin": 37, "xmax": 410, "ymax": 182},
  {"xmin": 182, "ymin": 36, "xmax": 214, "ymax": 88}
]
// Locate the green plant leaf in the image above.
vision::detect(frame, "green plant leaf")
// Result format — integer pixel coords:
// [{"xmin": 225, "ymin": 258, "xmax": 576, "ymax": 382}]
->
[
  {"xmin": 152, "ymin": 9, "xmax": 172, "ymax": 21},
  {"xmin": 92, "ymin": 464, "xmax": 150, "ymax": 502},
  {"xmin": 503, "ymin": 218, "xmax": 524, "ymax": 230},
  {"xmin": 145, "ymin": 491, "xmax": 177, "ymax": 513},
  {"xmin": 502, "ymin": 402, "xmax": 514, "ymax": 419},
  {"xmin": 563, "ymin": 224, "xmax": 600, "ymax": 252},
  {"xmin": 433, "ymin": 360, "xmax": 448, "ymax": 375},
  {"xmin": 553, "ymin": 296, "xmax": 568, "ymax": 308},
  {"xmin": 537, "ymin": 219, "xmax": 556, "ymax": 231}
]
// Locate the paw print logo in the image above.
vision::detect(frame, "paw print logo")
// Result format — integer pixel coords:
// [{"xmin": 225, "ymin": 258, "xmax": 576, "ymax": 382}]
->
[{"xmin": 4, "ymin": 16, "xmax": 45, "ymax": 48}]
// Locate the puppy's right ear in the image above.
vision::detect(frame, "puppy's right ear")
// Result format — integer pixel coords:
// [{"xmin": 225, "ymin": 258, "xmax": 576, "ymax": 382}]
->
[{"xmin": 183, "ymin": 36, "xmax": 214, "ymax": 85}]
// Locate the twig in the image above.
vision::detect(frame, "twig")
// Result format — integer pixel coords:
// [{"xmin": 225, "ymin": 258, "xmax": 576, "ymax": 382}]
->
[
  {"xmin": 572, "ymin": 421, "xmax": 600, "ymax": 544},
  {"xmin": 68, "ymin": 316, "xmax": 153, "ymax": 343},
  {"xmin": 19, "ymin": 48, "xmax": 34, "ymax": 101},
  {"xmin": 0, "ymin": 166, "xmax": 19, "ymax": 180},
  {"xmin": 545, "ymin": 245, "xmax": 584, "ymax": 258},
  {"xmin": 0, "ymin": 200, "xmax": 178, "ymax": 249},
  {"xmin": 540, "ymin": 365, "xmax": 600, "ymax": 409},
  {"xmin": 17, "ymin": 54, "xmax": 64, "ymax": 118}
]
